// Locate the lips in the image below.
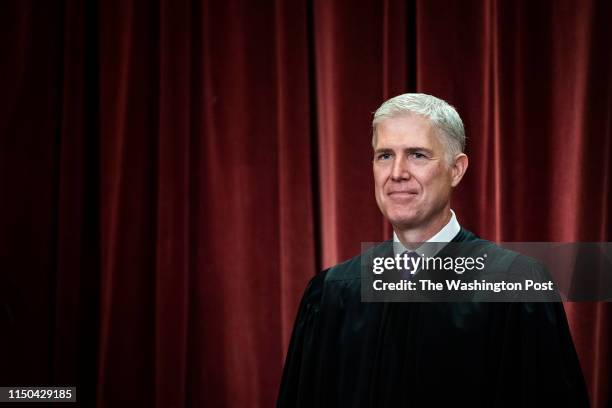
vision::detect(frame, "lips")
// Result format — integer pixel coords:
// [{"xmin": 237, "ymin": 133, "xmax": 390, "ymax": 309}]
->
[
  {"xmin": 388, "ymin": 190, "xmax": 418, "ymax": 195},
  {"xmin": 387, "ymin": 190, "xmax": 419, "ymax": 199}
]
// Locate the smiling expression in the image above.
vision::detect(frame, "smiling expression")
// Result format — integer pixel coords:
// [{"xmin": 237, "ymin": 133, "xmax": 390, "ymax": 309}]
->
[{"xmin": 373, "ymin": 114, "xmax": 461, "ymax": 231}]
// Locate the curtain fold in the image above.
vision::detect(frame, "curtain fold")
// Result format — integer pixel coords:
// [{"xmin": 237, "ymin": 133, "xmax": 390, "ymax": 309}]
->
[{"xmin": 1, "ymin": 0, "xmax": 610, "ymax": 406}]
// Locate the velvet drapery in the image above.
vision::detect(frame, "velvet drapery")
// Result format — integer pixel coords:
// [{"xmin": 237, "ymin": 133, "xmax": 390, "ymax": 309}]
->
[{"xmin": 1, "ymin": 0, "xmax": 610, "ymax": 406}]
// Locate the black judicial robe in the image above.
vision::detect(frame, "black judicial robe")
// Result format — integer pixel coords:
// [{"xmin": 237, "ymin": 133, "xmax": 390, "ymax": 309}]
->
[{"xmin": 277, "ymin": 229, "xmax": 589, "ymax": 407}]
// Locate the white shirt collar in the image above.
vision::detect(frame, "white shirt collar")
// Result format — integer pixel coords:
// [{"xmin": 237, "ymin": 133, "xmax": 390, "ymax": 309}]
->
[{"xmin": 393, "ymin": 209, "xmax": 461, "ymax": 256}]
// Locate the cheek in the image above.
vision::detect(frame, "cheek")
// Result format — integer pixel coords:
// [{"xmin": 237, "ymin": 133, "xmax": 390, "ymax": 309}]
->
[
  {"xmin": 432, "ymin": 175, "xmax": 453, "ymax": 197},
  {"xmin": 420, "ymin": 169, "xmax": 450, "ymax": 194},
  {"xmin": 373, "ymin": 168, "xmax": 388, "ymax": 189}
]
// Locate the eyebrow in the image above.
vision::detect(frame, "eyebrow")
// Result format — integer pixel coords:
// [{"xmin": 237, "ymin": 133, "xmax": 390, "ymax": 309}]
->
[{"xmin": 374, "ymin": 147, "xmax": 434, "ymax": 155}]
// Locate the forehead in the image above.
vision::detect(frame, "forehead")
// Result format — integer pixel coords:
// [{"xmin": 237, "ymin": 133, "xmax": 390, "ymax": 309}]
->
[{"xmin": 374, "ymin": 114, "xmax": 443, "ymax": 150}]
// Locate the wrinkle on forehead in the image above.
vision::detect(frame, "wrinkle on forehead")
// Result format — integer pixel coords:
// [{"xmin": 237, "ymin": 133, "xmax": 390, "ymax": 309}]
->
[{"xmin": 373, "ymin": 114, "xmax": 454, "ymax": 165}]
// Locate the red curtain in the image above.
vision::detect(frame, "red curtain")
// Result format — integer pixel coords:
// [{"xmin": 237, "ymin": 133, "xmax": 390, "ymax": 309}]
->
[{"xmin": 1, "ymin": 0, "xmax": 610, "ymax": 406}]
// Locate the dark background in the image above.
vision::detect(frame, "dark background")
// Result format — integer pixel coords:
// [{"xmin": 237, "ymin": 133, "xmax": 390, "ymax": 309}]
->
[{"xmin": 1, "ymin": 0, "xmax": 611, "ymax": 406}]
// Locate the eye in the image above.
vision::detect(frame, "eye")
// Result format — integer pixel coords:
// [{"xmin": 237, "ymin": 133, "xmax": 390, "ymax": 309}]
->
[
  {"xmin": 377, "ymin": 153, "xmax": 392, "ymax": 161},
  {"xmin": 410, "ymin": 152, "xmax": 427, "ymax": 159}
]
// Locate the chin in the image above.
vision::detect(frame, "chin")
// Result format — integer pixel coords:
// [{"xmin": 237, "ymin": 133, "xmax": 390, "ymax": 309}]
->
[{"xmin": 385, "ymin": 209, "xmax": 421, "ymax": 229}]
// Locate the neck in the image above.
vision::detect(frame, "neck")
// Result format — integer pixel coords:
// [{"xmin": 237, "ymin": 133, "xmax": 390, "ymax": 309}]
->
[{"xmin": 393, "ymin": 208, "xmax": 452, "ymax": 247}]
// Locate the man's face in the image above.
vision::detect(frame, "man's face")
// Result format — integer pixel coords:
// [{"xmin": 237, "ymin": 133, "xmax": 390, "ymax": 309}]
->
[{"xmin": 373, "ymin": 114, "xmax": 459, "ymax": 230}]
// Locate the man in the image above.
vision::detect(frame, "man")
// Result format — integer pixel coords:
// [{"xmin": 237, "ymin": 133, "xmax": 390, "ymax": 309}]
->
[{"xmin": 277, "ymin": 94, "xmax": 589, "ymax": 407}]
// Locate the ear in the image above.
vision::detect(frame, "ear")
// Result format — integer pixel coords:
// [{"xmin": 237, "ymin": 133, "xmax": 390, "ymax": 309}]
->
[{"xmin": 450, "ymin": 153, "xmax": 468, "ymax": 187}]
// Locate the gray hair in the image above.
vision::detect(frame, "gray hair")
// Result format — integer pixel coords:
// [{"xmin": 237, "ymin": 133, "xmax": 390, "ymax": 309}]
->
[{"xmin": 372, "ymin": 93, "xmax": 466, "ymax": 161}]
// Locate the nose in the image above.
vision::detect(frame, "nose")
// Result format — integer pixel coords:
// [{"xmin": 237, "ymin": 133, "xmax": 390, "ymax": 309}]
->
[{"xmin": 391, "ymin": 154, "xmax": 410, "ymax": 181}]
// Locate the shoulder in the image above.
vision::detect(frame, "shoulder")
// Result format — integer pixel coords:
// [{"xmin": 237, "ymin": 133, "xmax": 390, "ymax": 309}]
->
[
  {"xmin": 456, "ymin": 229, "xmax": 549, "ymax": 279},
  {"xmin": 479, "ymin": 241, "xmax": 544, "ymax": 272},
  {"xmin": 471, "ymin": 240, "xmax": 551, "ymax": 286},
  {"xmin": 298, "ymin": 241, "xmax": 392, "ymax": 309},
  {"xmin": 299, "ymin": 268, "xmax": 328, "ymax": 305},
  {"xmin": 325, "ymin": 240, "xmax": 394, "ymax": 282},
  {"xmin": 325, "ymin": 254, "xmax": 362, "ymax": 282}
]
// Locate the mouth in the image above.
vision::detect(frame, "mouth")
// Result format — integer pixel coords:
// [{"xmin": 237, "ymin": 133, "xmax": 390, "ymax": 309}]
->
[{"xmin": 387, "ymin": 190, "xmax": 419, "ymax": 199}]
